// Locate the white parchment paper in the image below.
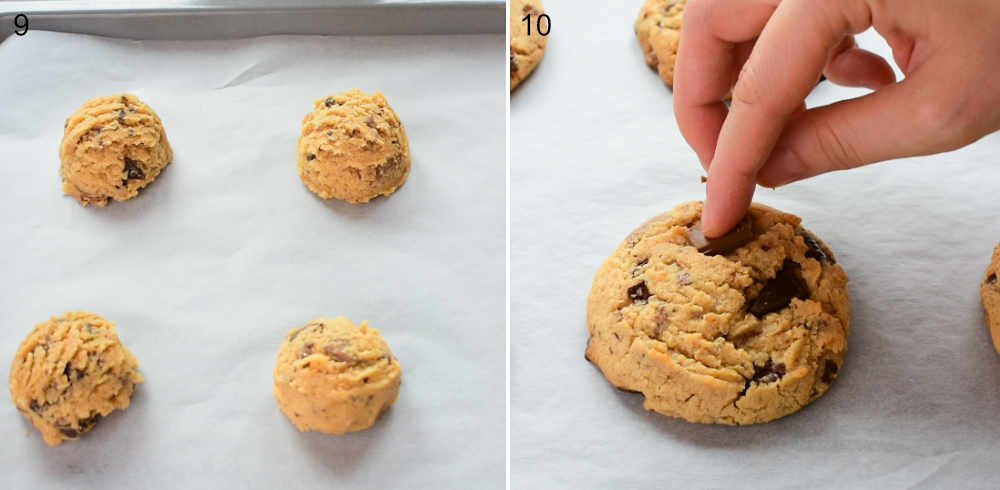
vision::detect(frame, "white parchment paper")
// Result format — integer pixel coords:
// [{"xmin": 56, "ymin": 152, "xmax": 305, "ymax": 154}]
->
[
  {"xmin": 512, "ymin": 2, "xmax": 1000, "ymax": 488},
  {"xmin": 0, "ymin": 30, "xmax": 504, "ymax": 489}
]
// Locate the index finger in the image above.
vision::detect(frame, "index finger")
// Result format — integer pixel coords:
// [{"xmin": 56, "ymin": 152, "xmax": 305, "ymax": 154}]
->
[
  {"xmin": 674, "ymin": 0, "xmax": 780, "ymax": 169},
  {"xmin": 703, "ymin": 0, "xmax": 873, "ymax": 236}
]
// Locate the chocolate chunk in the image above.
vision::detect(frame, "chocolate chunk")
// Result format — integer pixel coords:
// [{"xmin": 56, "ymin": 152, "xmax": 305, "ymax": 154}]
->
[
  {"xmin": 123, "ymin": 157, "xmax": 145, "ymax": 180},
  {"xmin": 749, "ymin": 260, "xmax": 810, "ymax": 317},
  {"xmin": 821, "ymin": 359, "xmax": 839, "ymax": 383},
  {"xmin": 300, "ymin": 342, "xmax": 315, "ymax": 358},
  {"xmin": 59, "ymin": 427, "xmax": 79, "ymax": 438},
  {"xmin": 628, "ymin": 281, "xmax": 651, "ymax": 304},
  {"xmin": 323, "ymin": 341, "xmax": 356, "ymax": 362},
  {"xmin": 636, "ymin": 258, "xmax": 649, "ymax": 268},
  {"xmin": 325, "ymin": 98, "xmax": 338, "ymax": 108},
  {"xmin": 306, "ymin": 154, "xmax": 316, "ymax": 161},
  {"xmin": 989, "ymin": 273, "xmax": 997, "ymax": 285},
  {"xmin": 375, "ymin": 156, "xmax": 402, "ymax": 179},
  {"xmin": 510, "ymin": 50, "xmax": 519, "ymax": 74},
  {"xmin": 62, "ymin": 363, "xmax": 84, "ymax": 381},
  {"xmin": 29, "ymin": 400, "xmax": 42, "ymax": 413},
  {"xmin": 78, "ymin": 414, "xmax": 100, "ymax": 432},
  {"xmin": 801, "ymin": 229, "xmax": 835, "ymax": 264},
  {"xmin": 753, "ymin": 360, "xmax": 786, "ymax": 384},
  {"xmin": 687, "ymin": 216, "xmax": 754, "ymax": 255},
  {"xmin": 700, "ymin": 176, "xmax": 708, "ymax": 183},
  {"xmin": 118, "ymin": 110, "xmax": 127, "ymax": 124}
]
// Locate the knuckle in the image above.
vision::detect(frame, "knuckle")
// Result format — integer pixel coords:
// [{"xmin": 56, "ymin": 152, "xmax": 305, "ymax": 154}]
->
[
  {"xmin": 810, "ymin": 118, "xmax": 861, "ymax": 171},
  {"xmin": 731, "ymin": 63, "xmax": 775, "ymax": 114}
]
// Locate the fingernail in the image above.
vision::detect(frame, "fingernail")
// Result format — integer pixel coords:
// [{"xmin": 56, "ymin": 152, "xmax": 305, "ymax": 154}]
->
[{"xmin": 761, "ymin": 149, "xmax": 805, "ymax": 187}]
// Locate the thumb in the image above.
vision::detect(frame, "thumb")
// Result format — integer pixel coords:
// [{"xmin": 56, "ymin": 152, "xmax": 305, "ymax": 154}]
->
[{"xmin": 757, "ymin": 74, "xmax": 957, "ymax": 187}]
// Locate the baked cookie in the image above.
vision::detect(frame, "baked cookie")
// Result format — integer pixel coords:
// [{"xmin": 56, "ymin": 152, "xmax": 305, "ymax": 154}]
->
[
  {"xmin": 273, "ymin": 317, "xmax": 401, "ymax": 434},
  {"xmin": 59, "ymin": 94, "xmax": 173, "ymax": 207},
  {"xmin": 983, "ymin": 243, "xmax": 1000, "ymax": 353},
  {"xmin": 510, "ymin": 0, "xmax": 548, "ymax": 91},
  {"xmin": 586, "ymin": 201, "xmax": 850, "ymax": 425},
  {"xmin": 296, "ymin": 89, "xmax": 411, "ymax": 204},
  {"xmin": 635, "ymin": 0, "xmax": 685, "ymax": 87},
  {"xmin": 9, "ymin": 311, "xmax": 143, "ymax": 445}
]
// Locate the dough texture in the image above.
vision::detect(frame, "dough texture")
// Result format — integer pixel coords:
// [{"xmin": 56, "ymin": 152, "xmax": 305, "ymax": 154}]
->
[
  {"xmin": 983, "ymin": 243, "xmax": 1000, "ymax": 353},
  {"xmin": 586, "ymin": 201, "xmax": 850, "ymax": 425},
  {"xmin": 510, "ymin": 0, "xmax": 548, "ymax": 90},
  {"xmin": 59, "ymin": 94, "xmax": 173, "ymax": 206},
  {"xmin": 274, "ymin": 317, "xmax": 401, "ymax": 434},
  {"xmin": 296, "ymin": 89, "xmax": 411, "ymax": 203},
  {"xmin": 9, "ymin": 311, "xmax": 143, "ymax": 445},
  {"xmin": 635, "ymin": 0, "xmax": 685, "ymax": 87}
]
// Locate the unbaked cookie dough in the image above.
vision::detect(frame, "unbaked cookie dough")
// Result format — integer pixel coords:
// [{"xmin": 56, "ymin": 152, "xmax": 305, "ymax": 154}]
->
[
  {"xmin": 635, "ymin": 0, "xmax": 685, "ymax": 88},
  {"xmin": 296, "ymin": 89, "xmax": 411, "ymax": 203},
  {"xmin": 59, "ymin": 94, "xmax": 173, "ymax": 207},
  {"xmin": 983, "ymin": 243, "xmax": 1000, "ymax": 353},
  {"xmin": 9, "ymin": 311, "xmax": 143, "ymax": 445},
  {"xmin": 510, "ymin": 0, "xmax": 548, "ymax": 90},
  {"xmin": 273, "ymin": 317, "xmax": 401, "ymax": 434},
  {"xmin": 586, "ymin": 201, "xmax": 850, "ymax": 425}
]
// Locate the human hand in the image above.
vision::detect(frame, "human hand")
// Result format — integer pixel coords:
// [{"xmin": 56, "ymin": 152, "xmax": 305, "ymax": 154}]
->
[{"xmin": 673, "ymin": 0, "xmax": 1000, "ymax": 237}]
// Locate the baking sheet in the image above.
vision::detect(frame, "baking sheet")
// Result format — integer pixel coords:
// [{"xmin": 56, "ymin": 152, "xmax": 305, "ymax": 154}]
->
[
  {"xmin": 0, "ymin": 1, "xmax": 506, "ymax": 40},
  {"xmin": 0, "ymin": 30, "xmax": 504, "ymax": 488},
  {"xmin": 511, "ymin": 2, "xmax": 1000, "ymax": 488}
]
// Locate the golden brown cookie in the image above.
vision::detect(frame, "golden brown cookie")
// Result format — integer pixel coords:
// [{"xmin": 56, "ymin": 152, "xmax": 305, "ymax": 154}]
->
[
  {"xmin": 510, "ymin": 0, "xmax": 548, "ymax": 91},
  {"xmin": 9, "ymin": 311, "xmax": 143, "ymax": 445},
  {"xmin": 59, "ymin": 94, "xmax": 173, "ymax": 207},
  {"xmin": 586, "ymin": 201, "xmax": 850, "ymax": 425},
  {"xmin": 635, "ymin": 0, "xmax": 685, "ymax": 87},
  {"xmin": 273, "ymin": 317, "xmax": 401, "ymax": 434},
  {"xmin": 983, "ymin": 243, "xmax": 1000, "ymax": 353},
  {"xmin": 296, "ymin": 89, "xmax": 411, "ymax": 204}
]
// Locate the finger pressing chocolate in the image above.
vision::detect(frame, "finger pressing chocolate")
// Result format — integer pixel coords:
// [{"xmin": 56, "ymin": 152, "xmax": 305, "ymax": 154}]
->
[
  {"xmin": 749, "ymin": 260, "xmax": 809, "ymax": 317},
  {"xmin": 687, "ymin": 216, "xmax": 754, "ymax": 255}
]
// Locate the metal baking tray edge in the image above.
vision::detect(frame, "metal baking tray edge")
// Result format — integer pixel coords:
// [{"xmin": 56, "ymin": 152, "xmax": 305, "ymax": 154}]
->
[{"xmin": 0, "ymin": 1, "xmax": 505, "ymax": 40}]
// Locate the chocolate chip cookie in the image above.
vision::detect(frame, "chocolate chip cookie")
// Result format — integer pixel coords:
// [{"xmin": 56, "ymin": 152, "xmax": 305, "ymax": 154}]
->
[
  {"xmin": 297, "ymin": 89, "xmax": 411, "ymax": 204},
  {"xmin": 983, "ymin": 243, "xmax": 1000, "ymax": 353},
  {"xmin": 60, "ymin": 94, "xmax": 173, "ymax": 206},
  {"xmin": 586, "ymin": 201, "xmax": 850, "ymax": 425},
  {"xmin": 9, "ymin": 312, "xmax": 143, "ymax": 445},
  {"xmin": 635, "ymin": 0, "xmax": 685, "ymax": 88},
  {"xmin": 510, "ymin": 0, "xmax": 548, "ymax": 91},
  {"xmin": 273, "ymin": 317, "xmax": 402, "ymax": 434}
]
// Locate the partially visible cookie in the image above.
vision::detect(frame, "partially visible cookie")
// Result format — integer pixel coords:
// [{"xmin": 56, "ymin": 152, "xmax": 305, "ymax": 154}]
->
[
  {"xmin": 586, "ymin": 201, "xmax": 850, "ymax": 425},
  {"xmin": 983, "ymin": 243, "xmax": 1000, "ymax": 353},
  {"xmin": 510, "ymin": 0, "xmax": 548, "ymax": 91},
  {"xmin": 297, "ymin": 89, "xmax": 411, "ymax": 204},
  {"xmin": 273, "ymin": 317, "xmax": 401, "ymax": 434},
  {"xmin": 9, "ymin": 312, "xmax": 143, "ymax": 445},
  {"xmin": 635, "ymin": 0, "xmax": 685, "ymax": 87},
  {"xmin": 59, "ymin": 94, "xmax": 173, "ymax": 207}
]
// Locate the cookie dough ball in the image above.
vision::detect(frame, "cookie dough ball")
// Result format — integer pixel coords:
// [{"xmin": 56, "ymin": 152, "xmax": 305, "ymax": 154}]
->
[
  {"xmin": 635, "ymin": 0, "xmax": 685, "ymax": 87},
  {"xmin": 9, "ymin": 312, "xmax": 143, "ymax": 445},
  {"xmin": 982, "ymin": 243, "xmax": 1000, "ymax": 353},
  {"xmin": 273, "ymin": 317, "xmax": 401, "ymax": 434},
  {"xmin": 59, "ymin": 94, "xmax": 173, "ymax": 207},
  {"xmin": 586, "ymin": 201, "xmax": 850, "ymax": 425},
  {"xmin": 510, "ymin": 0, "xmax": 548, "ymax": 90},
  {"xmin": 296, "ymin": 90, "xmax": 411, "ymax": 203}
]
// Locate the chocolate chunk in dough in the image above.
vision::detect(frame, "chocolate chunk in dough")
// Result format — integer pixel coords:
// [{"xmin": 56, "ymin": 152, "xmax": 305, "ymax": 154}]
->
[
  {"xmin": 687, "ymin": 216, "xmax": 754, "ymax": 255},
  {"xmin": 749, "ymin": 260, "xmax": 810, "ymax": 317}
]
